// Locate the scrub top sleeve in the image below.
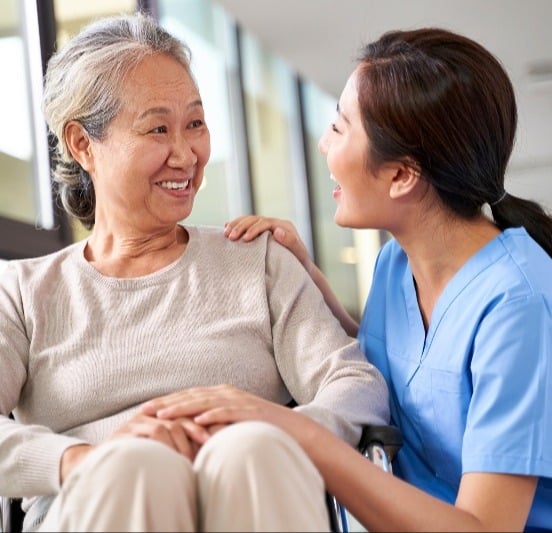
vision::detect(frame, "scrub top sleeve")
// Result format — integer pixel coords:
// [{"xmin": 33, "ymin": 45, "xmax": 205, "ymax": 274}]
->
[{"xmin": 462, "ymin": 293, "xmax": 552, "ymax": 478}]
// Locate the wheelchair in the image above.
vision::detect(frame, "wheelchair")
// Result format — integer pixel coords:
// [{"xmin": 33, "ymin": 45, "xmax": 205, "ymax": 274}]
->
[
  {"xmin": 327, "ymin": 424, "xmax": 402, "ymax": 532},
  {"xmin": 1, "ymin": 424, "xmax": 402, "ymax": 533}
]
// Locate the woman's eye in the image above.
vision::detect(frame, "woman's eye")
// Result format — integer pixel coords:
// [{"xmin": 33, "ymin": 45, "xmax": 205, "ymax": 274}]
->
[
  {"xmin": 150, "ymin": 125, "xmax": 167, "ymax": 134},
  {"xmin": 331, "ymin": 123, "xmax": 339, "ymax": 133},
  {"xmin": 189, "ymin": 119, "xmax": 204, "ymax": 129}
]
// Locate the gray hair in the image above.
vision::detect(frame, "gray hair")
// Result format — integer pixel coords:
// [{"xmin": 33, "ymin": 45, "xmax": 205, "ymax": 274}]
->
[{"xmin": 42, "ymin": 12, "xmax": 193, "ymax": 229}]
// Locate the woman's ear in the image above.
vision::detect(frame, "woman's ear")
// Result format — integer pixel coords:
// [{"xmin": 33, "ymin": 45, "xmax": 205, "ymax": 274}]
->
[
  {"xmin": 64, "ymin": 121, "xmax": 93, "ymax": 171},
  {"xmin": 388, "ymin": 161, "xmax": 421, "ymax": 199}
]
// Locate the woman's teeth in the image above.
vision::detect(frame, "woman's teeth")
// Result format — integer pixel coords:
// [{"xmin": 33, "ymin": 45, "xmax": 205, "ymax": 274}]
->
[{"xmin": 159, "ymin": 180, "xmax": 189, "ymax": 190}]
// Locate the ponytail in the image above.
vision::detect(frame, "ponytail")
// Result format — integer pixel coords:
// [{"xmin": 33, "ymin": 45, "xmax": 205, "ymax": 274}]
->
[{"xmin": 490, "ymin": 193, "xmax": 552, "ymax": 257}]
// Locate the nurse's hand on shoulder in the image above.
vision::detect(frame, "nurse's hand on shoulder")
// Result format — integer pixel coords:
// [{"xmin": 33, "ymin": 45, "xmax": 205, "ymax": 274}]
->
[{"xmin": 224, "ymin": 215, "xmax": 312, "ymax": 272}]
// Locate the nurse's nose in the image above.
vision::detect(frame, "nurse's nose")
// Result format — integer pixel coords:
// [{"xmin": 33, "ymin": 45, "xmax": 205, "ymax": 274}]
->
[{"xmin": 318, "ymin": 127, "xmax": 330, "ymax": 156}]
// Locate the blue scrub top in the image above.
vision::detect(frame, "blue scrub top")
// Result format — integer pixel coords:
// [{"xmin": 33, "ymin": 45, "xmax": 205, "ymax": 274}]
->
[{"xmin": 358, "ymin": 227, "xmax": 552, "ymax": 531}]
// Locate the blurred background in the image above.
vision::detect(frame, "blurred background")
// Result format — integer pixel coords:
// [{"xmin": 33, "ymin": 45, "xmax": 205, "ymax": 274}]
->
[{"xmin": 1, "ymin": 0, "xmax": 551, "ymax": 321}]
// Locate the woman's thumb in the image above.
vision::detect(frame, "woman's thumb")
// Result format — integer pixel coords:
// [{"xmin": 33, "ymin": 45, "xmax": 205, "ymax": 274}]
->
[{"xmin": 273, "ymin": 227, "xmax": 287, "ymax": 244}]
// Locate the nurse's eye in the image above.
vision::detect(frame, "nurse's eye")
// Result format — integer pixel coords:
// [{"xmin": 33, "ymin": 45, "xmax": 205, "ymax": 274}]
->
[
  {"xmin": 331, "ymin": 123, "xmax": 340, "ymax": 133},
  {"xmin": 150, "ymin": 125, "xmax": 168, "ymax": 134}
]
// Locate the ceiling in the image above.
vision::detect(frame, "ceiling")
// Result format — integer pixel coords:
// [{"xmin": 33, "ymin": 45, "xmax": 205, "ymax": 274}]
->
[{"xmin": 214, "ymin": 0, "xmax": 552, "ymax": 209}]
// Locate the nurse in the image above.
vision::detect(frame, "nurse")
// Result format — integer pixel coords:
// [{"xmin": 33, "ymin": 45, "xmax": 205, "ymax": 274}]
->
[{"xmin": 180, "ymin": 27, "xmax": 552, "ymax": 530}]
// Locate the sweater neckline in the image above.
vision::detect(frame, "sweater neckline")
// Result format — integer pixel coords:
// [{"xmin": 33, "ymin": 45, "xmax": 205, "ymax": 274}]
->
[{"xmin": 72, "ymin": 224, "xmax": 198, "ymax": 288}]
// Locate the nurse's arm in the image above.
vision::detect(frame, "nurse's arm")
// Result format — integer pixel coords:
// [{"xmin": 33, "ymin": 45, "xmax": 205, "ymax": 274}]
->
[
  {"xmin": 303, "ymin": 422, "xmax": 537, "ymax": 531},
  {"xmin": 157, "ymin": 385, "xmax": 537, "ymax": 531},
  {"xmin": 454, "ymin": 472, "xmax": 537, "ymax": 531}
]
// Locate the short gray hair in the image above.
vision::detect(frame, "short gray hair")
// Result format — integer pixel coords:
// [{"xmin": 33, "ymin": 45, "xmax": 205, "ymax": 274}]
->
[{"xmin": 43, "ymin": 12, "xmax": 193, "ymax": 229}]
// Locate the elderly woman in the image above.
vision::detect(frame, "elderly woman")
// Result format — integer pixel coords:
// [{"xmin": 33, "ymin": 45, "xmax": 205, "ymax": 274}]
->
[{"xmin": 0, "ymin": 13, "xmax": 389, "ymax": 533}]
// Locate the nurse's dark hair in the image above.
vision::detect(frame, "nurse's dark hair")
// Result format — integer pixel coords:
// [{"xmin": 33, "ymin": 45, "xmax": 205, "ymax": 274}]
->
[
  {"xmin": 42, "ymin": 12, "xmax": 193, "ymax": 230},
  {"xmin": 356, "ymin": 27, "xmax": 552, "ymax": 257}
]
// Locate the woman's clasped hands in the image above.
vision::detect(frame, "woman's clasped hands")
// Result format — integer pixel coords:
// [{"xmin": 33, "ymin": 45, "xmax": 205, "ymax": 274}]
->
[
  {"xmin": 140, "ymin": 385, "xmax": 307, "ymax": 449},
  {"xmin": 61, "ymin": 409, "xmax": 220, "ymax": 483},
  {"xmin": 112, "ymin": 387, "xmax": 265, "ymax": 461},
  {"xmin": 107, "ymin": 410, "xmax": 212, "ymax": 461}
]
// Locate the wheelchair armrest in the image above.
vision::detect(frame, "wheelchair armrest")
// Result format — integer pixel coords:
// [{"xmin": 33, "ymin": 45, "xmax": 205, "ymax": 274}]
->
[
  {"xmin": 358, "ymin": 424, "xmax": 402, "ymax": 473},
  {"xmin": 1, "ymin": 496, "xmax": 10, "ymax": 533},
  {"xmin": 1, "ymin": 497, "xmax": 23, "ymax": 533}
]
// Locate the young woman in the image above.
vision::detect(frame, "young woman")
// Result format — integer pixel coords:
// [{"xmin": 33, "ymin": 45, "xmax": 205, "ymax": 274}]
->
[{"xmin": 148, "ymin": 27, "xmax": 552, "ymax": 531}]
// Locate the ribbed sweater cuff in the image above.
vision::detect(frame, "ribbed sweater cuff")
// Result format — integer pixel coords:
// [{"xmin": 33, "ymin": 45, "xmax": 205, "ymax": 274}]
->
[{"xmin": 17, "ymin": 434, "xmax": 88, "ymax": 495}]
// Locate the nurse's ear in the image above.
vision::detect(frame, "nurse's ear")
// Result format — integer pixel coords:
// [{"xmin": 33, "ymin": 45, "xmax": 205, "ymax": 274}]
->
[
  {"xmin": 65, "ymin": 120, "xmax": 94, "ymax": 173},
  {"xmin": 387, "ymin": 160, "xmax": 422, "ymax": 200}
]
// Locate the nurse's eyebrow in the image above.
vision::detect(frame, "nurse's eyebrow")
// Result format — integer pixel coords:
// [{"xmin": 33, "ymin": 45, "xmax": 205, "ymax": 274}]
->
[{"xmin": 336, "ymin": 102, "xmax": 351, "ymax": 124}]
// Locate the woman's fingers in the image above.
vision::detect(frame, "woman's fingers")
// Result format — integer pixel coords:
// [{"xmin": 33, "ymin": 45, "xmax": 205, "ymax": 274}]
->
[
  {"xmin": 110, "ymin": 413, "xmax": 209, "ymax": 459},
  {"xmin": 224, "ymin": 215, "xmax": 312, "ymax": 270},
  {"xmin": 141, "ymin": 386, "xmax": 222, "ymax": 417},
  {"xmin": 179, "ymin": 417, "xmax": 211, "ymax": 445},
  {"xmin": 192, "ymin": 398, "xmax": 289, "ymax": 429},
  {"xmin": 193, "ymin": 405, "xmax": 253, "ymax": 426},
  {"xmin": 141, "ymin": 385, "xmax": 239, "ymax": 417},
  {"xmin": 205, "ymin": 423, "xmax": 228, "ymax": 436},
  {"xmin": 138, "ymin": 386, "xmax": 308, "ymax": 449},
  {"xmin": 139, "ymin": 385, "xmax": 292, "ymax": 437},
  {"xmin": 225, "ymin": 215, "xmax": 280, "ymax": 241},
  {"xmin": 271, "ymin": 223, "xmax": 310, "ymax": 266},
  {"xmin": 224, "ymin": 215, "xmax": 258, "ymax": 240}
]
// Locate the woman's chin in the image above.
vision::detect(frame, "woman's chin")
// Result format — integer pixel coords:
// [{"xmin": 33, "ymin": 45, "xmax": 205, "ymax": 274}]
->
[
  {"xmin": 333, "ymin": 211, "xmax": 349, "ymax": 228},
  {"xmin": 333, "ymin": 202, "xmax": 348, "ymax": 223}
]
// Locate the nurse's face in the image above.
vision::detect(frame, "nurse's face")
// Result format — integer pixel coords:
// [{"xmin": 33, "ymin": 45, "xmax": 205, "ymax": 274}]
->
[{"xmin": 318, "ymin": 67, "xmax": 392, "ymax": 230}]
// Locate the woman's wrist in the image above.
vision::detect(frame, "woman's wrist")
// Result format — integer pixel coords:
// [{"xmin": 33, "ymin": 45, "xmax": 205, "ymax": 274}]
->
[{"xmin": 60, "ymin": 443, "xmax": 94, "ymax": 484}]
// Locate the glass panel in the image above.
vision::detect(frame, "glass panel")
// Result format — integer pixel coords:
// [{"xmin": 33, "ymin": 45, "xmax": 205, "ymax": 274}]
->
[
  {"xmin": 158, "ymin": 0, "xmax": 249, "ymax": 227},
  {"xmin": 53, "ymin": 0, "xmax": 136, "ymax": 242},
  {"xmin": 0, "ymin": 0, "xmax": 38, "ymax": 225},
  {"xmin": 54, "ymin": 0, "xmax": 137, "ymax": 46},
  {"xmin": 240, "ymin": 31, "xmax": 312, "ymax": 250}
]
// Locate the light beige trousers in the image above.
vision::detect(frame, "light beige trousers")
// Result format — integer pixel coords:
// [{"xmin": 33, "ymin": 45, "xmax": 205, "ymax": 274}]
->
[{"xmin": 38, "ymin": 421, "xmax": 330, "ymax": 532}]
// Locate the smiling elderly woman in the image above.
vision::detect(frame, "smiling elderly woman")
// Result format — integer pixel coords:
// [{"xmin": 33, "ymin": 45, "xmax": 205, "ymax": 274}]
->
[{"xmin": 0, "ymin": 12, "xmax": 389, "ymax": 533}]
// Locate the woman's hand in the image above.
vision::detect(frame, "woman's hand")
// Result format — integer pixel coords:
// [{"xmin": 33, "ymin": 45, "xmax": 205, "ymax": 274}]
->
[
  {"xmin": 224, "ymin": 216, "xmax": 313, "ymax": 273},
  {"xmin": 107, "ymin": 411, "xmax": 211, "ymax": 461},
  {"xmin": 140, "ymin": 384, "xmax": 315, "ymax": 446},
  {"xmin": 141, "ymin": 384, "xmax": 280, "ymax": 422},
  {"xmin": 60, "ymin": 411, "xmax": 215, "ymax": 485},
  {"xmin": 224, "ymin": 215, "xmax": 359, "ymax": 336}
]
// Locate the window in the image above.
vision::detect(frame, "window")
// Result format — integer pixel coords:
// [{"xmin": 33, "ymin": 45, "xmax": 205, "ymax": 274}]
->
[
  {"xmin": 239, "ymin": 30, "xmax": 313, "ymax": 252},
  {"xmin": 53, "ymin": 0, "xmax": 137, "ymax": 242},
  {"xmin": 0, "ymin": 0, "xmax": 71, "ymax": 259},
  {"xmin": 300, "ymin": 81, "xmax": 364, "ymax": 318},
  {"xmin": 0, "ymin": 1, "xmax": 38, "ymax": 226},
  {"xmin": 54, "ymin": 0, "xmax": 136, "ymax": 48},
  {"xmin": 158, "ymin": 0, "xmax": 251, "ymax": 227},
  {"xmin": 0, "ymin": 0, "xmax": 138, "ymax": 260}
]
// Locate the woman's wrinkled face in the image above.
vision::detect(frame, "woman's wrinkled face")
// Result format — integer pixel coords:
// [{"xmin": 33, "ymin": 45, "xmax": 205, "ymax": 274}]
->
[
  {"xmin": 86, "ymin": 52, "xmax": 211, "ymax": 234},
  {"xmin": 318, "ymin": 67, "xmax": 390, "ymax": 229}
]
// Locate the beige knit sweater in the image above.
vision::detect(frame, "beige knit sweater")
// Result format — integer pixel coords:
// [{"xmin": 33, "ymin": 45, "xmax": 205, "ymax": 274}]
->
[{"xmin": 0, "ymin": 225, "xmax": 389, "ymax": 500}]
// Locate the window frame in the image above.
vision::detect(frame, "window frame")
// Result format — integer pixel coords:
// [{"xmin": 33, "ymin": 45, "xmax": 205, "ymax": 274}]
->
[{"xmin": 0, "ymin": 0, "xmax": 73, "ymax": 260}]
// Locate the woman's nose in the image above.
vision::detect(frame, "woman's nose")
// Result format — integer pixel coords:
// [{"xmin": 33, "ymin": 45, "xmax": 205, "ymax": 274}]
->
[
  {"xmin": 318, "ymin": 128, "xmax": 329, "ymax": 155},
  {"xmin": 168, "ymin": 136, "xmax": 197, "ymax": 168}
]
